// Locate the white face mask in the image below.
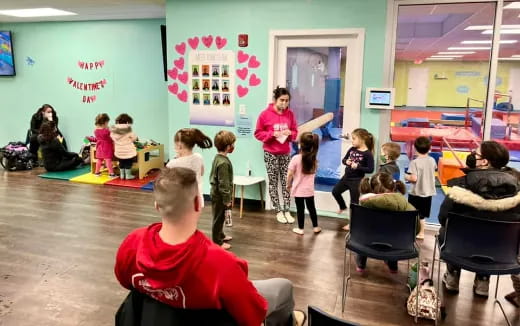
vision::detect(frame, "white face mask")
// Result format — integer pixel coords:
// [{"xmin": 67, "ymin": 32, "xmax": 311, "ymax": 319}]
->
[{"xmin": 45, "ymin": 111, "xmax": 53, "ymax": 121}]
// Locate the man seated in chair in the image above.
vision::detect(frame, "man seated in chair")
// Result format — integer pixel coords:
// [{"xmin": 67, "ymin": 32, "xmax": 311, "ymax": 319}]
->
[
  {"xmin": 115, "ymin": 167, "xmax": 306, "ymax": 326},
  {"xmin": 439, "ymin": 141, "xmax": 520, "ymax": 298}
]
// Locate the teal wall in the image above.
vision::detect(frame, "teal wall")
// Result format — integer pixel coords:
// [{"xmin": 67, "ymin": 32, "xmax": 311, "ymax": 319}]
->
[
  {"xmin": 0, "ymin": 19, "xmax": 168, "ymax": 154},
  {"xmin": 166, "ymin": 0, "xmax": 388, "ymax": 198}
]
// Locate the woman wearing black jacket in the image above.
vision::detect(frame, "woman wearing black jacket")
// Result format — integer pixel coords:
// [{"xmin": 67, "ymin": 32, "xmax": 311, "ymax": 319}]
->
[
  {"xmin": 29, "ymin": 104, "xmax": 66, "ymax": 160},
  {"xmin": 38, "ymin": 121, "xmax": 82, "ymax": 172},
  {"xmin": 439, "ymin": 141, "xmax": 520, "ymax": 298}
]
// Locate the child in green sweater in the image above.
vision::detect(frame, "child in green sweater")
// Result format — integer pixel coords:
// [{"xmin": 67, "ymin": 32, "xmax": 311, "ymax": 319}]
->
[{"xmin": 210, "ymin": 130, "xmax": 236, "ymax": 250}]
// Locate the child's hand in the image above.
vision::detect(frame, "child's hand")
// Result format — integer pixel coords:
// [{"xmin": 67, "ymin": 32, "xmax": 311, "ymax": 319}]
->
[
  {"xmin": 286, "ymin": 184, "xmax": 292, "ymax": 191},
  {"xmin": 346, "ymin": 159, "xmax": 352, "ymax": 166},
  {"xmin": 282, "ymin": 130, "xmax": 291, "ymax": 136},
  {"xmin": 351, "ymin": 162, "xmax": 358, "ymax": 169},
  {"xmin": 273, "ymin": 131, "xmax": 282, "ymax": 138}
]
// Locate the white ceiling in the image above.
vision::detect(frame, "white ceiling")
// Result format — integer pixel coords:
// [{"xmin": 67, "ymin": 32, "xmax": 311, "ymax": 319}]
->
[{"xmin": 0, "ymin": 0, "xmax": 165, "ymax": 22}]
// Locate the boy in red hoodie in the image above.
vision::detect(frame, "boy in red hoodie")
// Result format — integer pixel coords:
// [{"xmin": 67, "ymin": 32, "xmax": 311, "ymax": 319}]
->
[{"xmin": 115, "ymin": 167, "xmax": 305, "ymax": 326}]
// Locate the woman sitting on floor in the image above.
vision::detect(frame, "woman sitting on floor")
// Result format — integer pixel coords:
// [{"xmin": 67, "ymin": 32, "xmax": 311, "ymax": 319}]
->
[
  {"xmin": 38, "ymin": 121, "xmax": 83, "ymax": 172},
  {"xmin": 439, "ymin": 141, "xmax": 520, "ymax": 298}
]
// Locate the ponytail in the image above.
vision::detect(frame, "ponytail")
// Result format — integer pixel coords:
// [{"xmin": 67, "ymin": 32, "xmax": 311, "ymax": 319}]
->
[
  {"xmin": 174, "ymin": 128, "xmax": 213, "ymax": 150},
  {"xmin": 193, "ymin": 129, "xmax": 213, "ymax": 149},
  {"xmin": 359, "ymin": 177, "xmax": 372, "ymax": 195},
  {"xmin": 362, "ymin": 172, "xmax": 405, "ymax": 195},
  {"xmin": 395, "ymin": 180, "xmax": 406, "ymax": 195},
  {"xmin": 352, "ymin": 128, "xmax": 375, "ymax": 153}
]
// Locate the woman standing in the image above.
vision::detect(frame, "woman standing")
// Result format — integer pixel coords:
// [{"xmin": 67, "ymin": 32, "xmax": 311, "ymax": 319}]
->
[{"xmin": 255, "ymin": 87, "xmax": 298, "ymax": 224}]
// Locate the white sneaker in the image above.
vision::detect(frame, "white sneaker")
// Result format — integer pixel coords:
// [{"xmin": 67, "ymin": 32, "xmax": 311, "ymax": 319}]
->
[
  {"xmin": 276, "ymin": 212, "xmax": 287, "ymax": 224},
  {"xmin": 284, "ymin": 211, "xmax": 295, "ymax": 224},
  {"xmin": 474, "ymin": 277, "xmax": 490, "ymax": 297}
]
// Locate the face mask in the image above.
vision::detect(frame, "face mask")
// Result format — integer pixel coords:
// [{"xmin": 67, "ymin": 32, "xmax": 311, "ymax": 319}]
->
[
  {"xmin": 466, "ymin": 153, "xmax": 476, "ymax": 169},
  {"xmin": 45, "ymin": 112, "xmax": 53, "ymax": 121},
  {"xmin": 380, "ymin": 155, "xmax": 387, "ymax": 164}
]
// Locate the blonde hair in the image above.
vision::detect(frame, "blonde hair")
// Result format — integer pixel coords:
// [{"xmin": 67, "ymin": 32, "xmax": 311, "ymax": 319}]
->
[
  {"xmin": 154, "ymin": 167, "xmax": 198, "ymax": 219},
  {"xmin": 214, "ymin": 130, "xmax": 236, "ymax": 152},
  {"xmin": 382, "ymin": 142, "xmax": 401, "ymax": 161}
]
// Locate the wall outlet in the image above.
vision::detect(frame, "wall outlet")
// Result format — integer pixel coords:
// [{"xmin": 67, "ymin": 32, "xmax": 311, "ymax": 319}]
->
[{"xmin": 239, "ymin": 104, "xmax": 246, "ymax": 115}]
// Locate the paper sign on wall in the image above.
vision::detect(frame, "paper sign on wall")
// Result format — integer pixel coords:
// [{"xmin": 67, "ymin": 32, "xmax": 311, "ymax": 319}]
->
[{"xmin": 189, "ymin": 50, "xmax": 235, "ymax": 126}]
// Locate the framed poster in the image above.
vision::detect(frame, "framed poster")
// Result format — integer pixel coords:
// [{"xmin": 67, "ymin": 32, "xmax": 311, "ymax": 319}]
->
[{"xmin": 189, "ymin": 50, "xmax": 234, "ymax": 126}]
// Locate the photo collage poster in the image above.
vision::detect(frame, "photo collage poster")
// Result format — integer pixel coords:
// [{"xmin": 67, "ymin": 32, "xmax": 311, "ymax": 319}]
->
[{"xmin": 189, "ymin": 50, "xmax": 235, "ymax": 126}]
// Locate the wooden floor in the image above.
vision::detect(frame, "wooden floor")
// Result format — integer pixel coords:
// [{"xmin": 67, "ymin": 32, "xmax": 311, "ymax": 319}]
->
[{"xmin": 0, "ymin": 168, "xmax": 519, "ymax": 326}]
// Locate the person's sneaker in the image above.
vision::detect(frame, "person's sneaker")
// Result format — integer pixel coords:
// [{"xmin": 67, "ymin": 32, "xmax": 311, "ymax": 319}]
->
[
  {"xmin": 313, "ymin": 227, "xmax": 322, "ymax": 234},
  {"xmin": 473, "ymin": 277, "xmax": 490, "ymax": 297},
  {"xmin": 276, "ymin": 212, "xmax": 288, "ymax": 224},
  {"xmin": 221, "ymin": 243, "xmax": 232, "ymax": 250},
  {"xmin": 223, "ymin": 235, "xmax": 233, "ymax": 241},
  {"xmin": 442, "ymin": 270, "xmax": 460, "ymax": 292},
  {"xmin": 109, "ymin": 173, "xmax": 117, "ymax": 178},
  {"xmin": 355, "ymin": 255, "xmax": 366, "ymax": 273},
  {"xmin": 293, "ymin": 310, "xmax": 307, "ymax": 326},
  {"xmin": 94, "ymin": 172, "xmax": 101, "ymax": 177},
  {"xmin": 292, "ymin": 228, "xmax": 304, "ymax": 235},
  {"xmin": 284, "ymin": 211, "xmax": 295, "ymax": 224},
  {"xmin": 342, "ymin": 224, "xmax": 350, "ymax": 231}
]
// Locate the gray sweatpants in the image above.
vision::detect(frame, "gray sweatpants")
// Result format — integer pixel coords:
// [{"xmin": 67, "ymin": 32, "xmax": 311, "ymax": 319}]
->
[{"xmin": 253, "ymin": 278, "xmax": 295, "ymax": 326}]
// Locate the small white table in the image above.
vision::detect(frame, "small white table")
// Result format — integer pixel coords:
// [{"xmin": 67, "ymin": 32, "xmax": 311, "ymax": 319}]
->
[{"xmin": 232, "ymin": 176, "xmax": 265, "ymax": 218}]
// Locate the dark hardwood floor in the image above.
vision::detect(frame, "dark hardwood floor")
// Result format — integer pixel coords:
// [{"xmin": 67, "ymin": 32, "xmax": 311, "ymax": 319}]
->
[{"xmin": 0, "ymin": 168, "xmax": 518, "ymax": 325}]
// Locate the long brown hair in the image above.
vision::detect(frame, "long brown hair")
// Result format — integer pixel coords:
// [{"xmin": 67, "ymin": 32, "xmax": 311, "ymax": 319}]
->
[
  {"xmin": 359, "ymin": 172, "xmax": 406, "ymax": 195},
  {"xmin": 39, "ymin": 121, "xmax": 58, "ymax": 142},
  {"xmin": 300, "ymin": 132, "xmax": 319, "ymax": 174},
  {"xmin": 352, "ymin": 128, "xmax": 374, "ymax": 153},
  {"xmin": 175, "ymin": 128, "xmax": 213, "ymax": 150}
]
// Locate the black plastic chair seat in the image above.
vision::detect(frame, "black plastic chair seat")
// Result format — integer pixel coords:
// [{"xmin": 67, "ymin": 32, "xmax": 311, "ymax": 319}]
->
[
  {"xmin": 347, "ymin": 238, "xmax": 419, "ymax": 261},
  {"xmin": 440, "ymin": 251, "xmax": 520, "ymax": 275}
]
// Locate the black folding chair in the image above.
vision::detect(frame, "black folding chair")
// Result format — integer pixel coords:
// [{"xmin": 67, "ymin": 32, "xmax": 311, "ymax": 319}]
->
[
  {"xmin": 308, "ymin": 305, "xmax": 360, "ymax": 326},
  {"xmin": 342, "ymin": 204, "xmax": 420, "ymax": 321},
  {"xmin": 431, "ymin": 213, "xmax": 520, "ymax": 326}
]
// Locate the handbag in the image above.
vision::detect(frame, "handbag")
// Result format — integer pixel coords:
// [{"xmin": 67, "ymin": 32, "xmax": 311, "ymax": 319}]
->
[{"xmin": 407, "ymin": 279, "xmax": 439, "ymax": 320}]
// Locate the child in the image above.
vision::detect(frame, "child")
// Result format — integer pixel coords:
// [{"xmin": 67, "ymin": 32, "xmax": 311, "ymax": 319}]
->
[
  {"xmin": 379, "ymin": 142, "xmax": 401, "ymax": 180},
  {"xmin": 287, "ymin": 132, "xmax": 321, "ymax": 235},
  {"xmin": 405, "ymin": 136, "xmax": 437, "ymax": 239},
  {"xmin": 93, "ymin": 113, "xmax": 116, "ymax": 177},
  {"xmin": 110, "ymin": 113, "xmax": 138, "ymax": 180},
  {"xmin": 166, "ymin": 128, "xmax": 212, "ymax": 208},
  {"xmin": 332, "ymin": 128, "xmax": 375, "ymax": 230},
  {"xmin": 209, "ymin": 130, "xmax": 236, "ymax": 250},
  {"xmin": 355, "ymin": 172, "xmax": 416, "ymax": 273}
]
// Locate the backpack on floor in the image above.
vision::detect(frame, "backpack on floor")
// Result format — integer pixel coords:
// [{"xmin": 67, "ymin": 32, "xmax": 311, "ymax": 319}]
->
[
  {"xmin": 407, "ymin": 279, "xmax": 440, "ymax": 321},
  {"xmin": 0, "ymin": 142, "xmax": 34, "ymax": 171}
]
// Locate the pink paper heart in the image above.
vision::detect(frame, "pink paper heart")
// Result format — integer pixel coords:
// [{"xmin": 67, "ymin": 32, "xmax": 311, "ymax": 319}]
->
[
  {"xmin": 78, "ymin": 61, "xmax": 84, "ymax": 69},
  {"xmin": 168, "ymin": 83, "xmax": 179, "ymax": 95},
  {"xmin": 175, "ymin": 42, "xmax": 186, "ymax": 55},
  {"xmin": 248, "ymin": 56, "xmax": 261, "ymax": 69},
  {"xmin": 249, "ymin": 73, "xmax": 261, "ymax": 87},
  {"xmin": 178, "ymin": 72, "xmax": 188, "ymax": 84},
  {"xmin": 101, "ymin": 79, "xmax": 107, "ymax": 86},
  {"xmin": 167, "ymin": 68, "xmax": 178, "ymax": 80},
  {"xmin": 188, "ymin": 37, "xmax": 199, "ymax": 50},
  {"xmin": 237, "ymin": 85, "xmax": 249, "ymax": 98},
  {"xmin": 67, "ymin": 77, "xmax": 72, "ymax": 83},
  {"xmin": 236, "ymin": 67, "xmax": 248, "ymax": 80},
  {"xmin": 202, "ymin": 35, "xmax": 213, "ymax": 48},
  {"xmin": 237, "ymin": 50, "xmax": 249, "ymax": 64},
  {"xmin": 174, "ymin": 57, "xmax": 185, "ymax": 70},
  {"xmin": 99, "ymin": 60, "xmax": 105, "ymax": 68},
  {"xmin": 177, "ymin": 90, "xmax": 188, "ymax": 102},
  {"xmin": 91, "ymin": 95, "xmax": 97, "ymax": 102},
  {"xmin": 215, "ymin": 36, "xmax": 227, "ymax": 49}
]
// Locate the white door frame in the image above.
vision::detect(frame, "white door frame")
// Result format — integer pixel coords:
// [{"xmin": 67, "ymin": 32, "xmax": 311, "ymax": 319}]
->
[{"xmin": 266, "ymin": 29, "xmax": 365, "ymax": 213}]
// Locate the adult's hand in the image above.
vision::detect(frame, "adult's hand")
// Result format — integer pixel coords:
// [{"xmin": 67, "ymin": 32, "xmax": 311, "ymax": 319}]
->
[{"xmin": 282, "ymin": 130, "xmax": 291, "ymax": 136}]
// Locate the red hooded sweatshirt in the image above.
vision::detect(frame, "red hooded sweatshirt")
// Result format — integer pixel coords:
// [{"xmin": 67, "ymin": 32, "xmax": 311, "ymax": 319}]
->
[
  {"xmin": 115, "ymin": 223, "xmax": 268, "ymax": 325},
  {"xmin": 254, "ymin": 103, "xmax": 298, "ymax": 155}
]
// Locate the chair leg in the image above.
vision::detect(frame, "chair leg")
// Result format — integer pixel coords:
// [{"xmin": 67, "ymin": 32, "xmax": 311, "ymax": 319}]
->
[
  {"xmin": 415, "ymin": 251, "xmax": 419, "ymax": 324},
  {"xmin": 431, "ymin": 235, "xmax": 438, "ymax": 279},
  {"xmin": 342, "ymin": 248, "xmax": 351, "ymax": 313},
  {"xmin": 494, "ymin": 276, "xmax": 512, "ymax": 326},
  {"xmin": 436, "ymin": 249, "xmax": 442, "ymax": 326}
]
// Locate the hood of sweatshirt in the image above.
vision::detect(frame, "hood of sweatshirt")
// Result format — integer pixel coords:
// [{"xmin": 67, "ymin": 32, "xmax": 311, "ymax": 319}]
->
[
  {"xmin": 110, "ymin": 124, "xmax": 132, "ymax": 140},
  {"xmin": 135, "ymin": 224, "xmax": 208, "ymax": 289}
]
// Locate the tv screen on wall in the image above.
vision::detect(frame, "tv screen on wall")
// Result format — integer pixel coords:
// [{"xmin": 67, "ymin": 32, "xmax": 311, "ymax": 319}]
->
[{"xmin": 0, "ymin": 31, "xmax": 15, "ymax": 76}]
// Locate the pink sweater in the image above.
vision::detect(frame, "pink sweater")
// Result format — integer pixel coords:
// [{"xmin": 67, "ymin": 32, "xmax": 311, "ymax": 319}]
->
[
  {"xmin": 254, "ymin": 103, "xmax": 298, "ymax": 155},
  {"xmin": 94, "ymin": 128, "xmax": 114, "ymax": 159},
  {"xmin": 288, "ymin": 154, "xmax": 315, "ymax": 197}
]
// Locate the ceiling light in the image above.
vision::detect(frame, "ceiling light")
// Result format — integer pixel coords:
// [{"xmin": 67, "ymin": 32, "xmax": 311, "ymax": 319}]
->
[
  {"xmin": 461, "ymin": 40, "xmax": 518, "ymax": 44},
  {"xmin": 448, "ymin": 47, "xmax": 491, "ymax": 50},
  {"xmin": 438, "ymin": 51, "xmax": 475, "ymax": 55},
  {"xmin": 426, "ymin": 58, "xmax": 454, "ymax": 61},
  {"xmin": 431, "ymin": 55, "xmax": 463, "ymax": 58},
  {"xmin": 482, "ymin": 29, "xmax": 520, "ymax": 34},
  {"xmin": 0, "ymin": 8, "xmax": 77, "ymax": 17},
  {"xmin": 505, "ymin": 2, "xmax": 520, "ymax": 9},
  {"xmin": 465, "ymin": 24, "xmax": 520, "ymax": 30}
]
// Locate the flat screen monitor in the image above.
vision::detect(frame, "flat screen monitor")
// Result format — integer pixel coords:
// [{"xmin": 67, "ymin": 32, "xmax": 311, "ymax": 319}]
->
[
  {"xmin": 0, "ymin": 31, "xmax": 15, "ymax": 76},
  {"xmin": 365, "ymin": 88, "xmax": 394, "ymax": 109}
]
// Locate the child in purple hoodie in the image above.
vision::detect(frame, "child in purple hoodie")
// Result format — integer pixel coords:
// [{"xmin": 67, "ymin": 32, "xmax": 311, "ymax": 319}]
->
[{"xmin": 255, "ymin": 87, "xmax": 298, "ymax": 224}]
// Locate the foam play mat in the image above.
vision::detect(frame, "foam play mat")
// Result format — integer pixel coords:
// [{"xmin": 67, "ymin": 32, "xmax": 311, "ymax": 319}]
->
[
  {"xmin": 70, "ymin": 172, "xmax": 114, "ymax": 185},
  {"xmin": 105, "ymin": 172, "xmax": 158, "ymax": 189},
  {"xmin": 38, "ymin": 166, "xmax": 91, "ymax": 180},
  {"xmin": 141, "ymin": 181, "xmax": 155, "ymax": 191}
]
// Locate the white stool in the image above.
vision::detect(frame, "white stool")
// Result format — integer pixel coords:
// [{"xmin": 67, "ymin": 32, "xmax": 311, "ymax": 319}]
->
[{"xmin": 232, "ymin": 176, "xmax": 265, "ymax": 218}]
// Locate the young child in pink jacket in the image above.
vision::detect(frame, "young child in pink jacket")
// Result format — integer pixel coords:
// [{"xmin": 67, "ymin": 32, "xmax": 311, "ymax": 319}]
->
[
  {"xmin": 110, "ymin": 113, "xmax": 138, "ymax": 180},
  {"xmin": 93, "ymin": 113, "xmax": 116, "ymax": 177}
]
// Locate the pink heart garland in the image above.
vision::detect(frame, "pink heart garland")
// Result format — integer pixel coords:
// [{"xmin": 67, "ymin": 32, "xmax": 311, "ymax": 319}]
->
[
  {"xmin": 174, "ymin": 57, "xmax": 185, "ymax": 70},
  {"xmin": 91, "ymin": 95, "xmax": 97, "ymax": 102},
  {"xmin": 178, "ymin": 72, "xmax": 188, "ymax": 84},
  {"xmin": 175, "ymin": 42, "xmax": 186, "ymax": 55},
  {"xmin": 237, "ymin": 50, "xmax": 249, "ymax": 64},
  {"xmin": 236, "ymin": 67, "xmax": 249, "ymax": 80},
  {"xmin": 78, "ymin": 61, "xmax": 84, "ymax": 69},
  {"xmin": 168, "ymin": 83, "xmax": 179, "ymax": 95},
  {"xmin": 249, "ymin": 74, "xmax": 261, "ymax": 87},
  {"xmin": 66, "ymin": 77, "xmax": 72, "ymax": 83},
  {"xmin": 177, "ymin": 90, "xmax": 188, "ymax": 102},
  {"xmin": 188, "ymin": 37, "xmax": 199, "ymax": 50},
  {"xmin": 215, "ymin": 36, "xmax": 227, "ymax": 49},
  {"xmin": 237, "ymin": 85, "xmax": 249, "ymax": 98},
  {"xmin": 99, "ymin": 60, "xmax": 105, "ymax": 68},
  {"xmin": 202, "ymin": 35, "xmax": 213, "ymax": 48},
  {"xmin": 248, "ymin": 56, "xmax": 261, "ymax": 69},
  {"xmin": 167, "ymin": 68, "xmax": 178, "ymax": 80},
  {"xmin": 101, "ymin": 79, "xmax": 107, "ymax": 86}
]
